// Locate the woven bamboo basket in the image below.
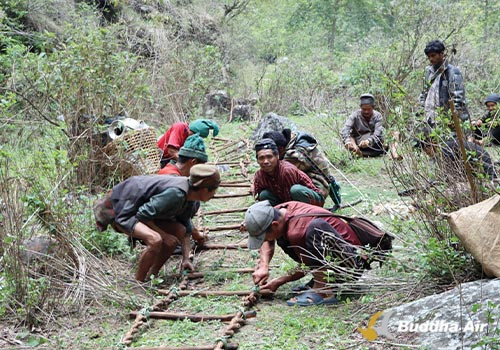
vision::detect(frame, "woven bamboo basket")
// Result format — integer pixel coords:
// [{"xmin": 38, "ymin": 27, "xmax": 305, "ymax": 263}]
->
[{"xmin": 99, "ymin": 127, "xmax": 160, "ymax": 179}]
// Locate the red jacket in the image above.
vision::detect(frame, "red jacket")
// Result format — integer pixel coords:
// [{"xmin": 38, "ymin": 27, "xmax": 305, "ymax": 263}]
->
[
  {"xmin": 276, "ymin": 201, "xmax": 361, "ymax": 264},
  {"xmin": 157, "ymin": 122, "xmax": 190, "ymax": 158}
]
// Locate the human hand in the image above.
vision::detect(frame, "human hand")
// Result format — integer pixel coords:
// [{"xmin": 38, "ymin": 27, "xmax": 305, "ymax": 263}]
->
[
  {"xmin": 240, "ymin": 220, "xmax": 247, "ymax": 232},
  {"xmin": 359, "ymin": 140, "xmax": 370, "ymax": 148},
  {"xmin": 260, "ymin": 278, "xmax": 281, "ymax": 293},
  {"xmin": 191, "ymin": 227, "xmax": 205, "ymax": 245},
  {"xmin": 181, "ymin": 260, "xmax": 195, "ymax": 272},
  {"xmin": 252, "ymin": 266, "xmax": 269, "ymax": 285}
]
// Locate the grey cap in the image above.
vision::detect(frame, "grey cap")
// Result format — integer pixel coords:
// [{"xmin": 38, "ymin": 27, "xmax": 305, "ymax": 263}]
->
[
  {"xmin": 484, "ymin": 93, "xmax": 500, "ymax": 105},
  {"xmin": 245, "ymin": 200, "xmax": 274, "ymax": 250},
  {"xmin": 360, "ymin": 93, "xmax": 375, "ymax": 106}
]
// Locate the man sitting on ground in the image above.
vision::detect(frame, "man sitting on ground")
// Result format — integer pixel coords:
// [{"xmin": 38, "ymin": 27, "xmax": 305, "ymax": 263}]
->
[
  {"xmin": 158, "ymin": 119, "xmax": 219, "ymax": 167},
  {"xmin": 245, "ymin": 200, "xmax": 363, "ymax": 306},
  {"xmin": 262, "ymin": 130, "xmax": 341, "ymax": 209},
  {"xmin": 470, "ymin": 93, "xmax": 500, "ymax": 146},
  {"xmin": 93, "ymin": 164, "xmax": 220, "ymax": 282},
  {"xmin": 417, "ymin": 127, "xmax": 498, "ymax": 181},
  {"xmin": 252, "ymin": 138, "xmax": 324, "ymax": 207},
  {"xmin": 341, "ymin": 94, "xmax": 385, "ymax": 157}
]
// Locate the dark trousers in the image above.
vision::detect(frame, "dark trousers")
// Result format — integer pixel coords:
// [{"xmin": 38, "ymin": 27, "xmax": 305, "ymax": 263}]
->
[{"xmin": 277, "ymin": 219, "xmax": 362, "ymax": 283}]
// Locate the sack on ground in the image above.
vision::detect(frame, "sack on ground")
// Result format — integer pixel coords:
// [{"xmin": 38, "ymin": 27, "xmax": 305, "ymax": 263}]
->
[{"xmin": 447, "ymin": 194, "xmax": 500, "ymax": 278}]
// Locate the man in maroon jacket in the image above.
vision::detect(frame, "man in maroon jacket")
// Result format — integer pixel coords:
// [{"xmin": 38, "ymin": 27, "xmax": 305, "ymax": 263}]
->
[
  {"xmin": 252, "ymin": 138, "xmax": 324, "ymax": 207},
  {"xmin": 245, "ymin": 200, "xmax": 363, "ymax": 306}
]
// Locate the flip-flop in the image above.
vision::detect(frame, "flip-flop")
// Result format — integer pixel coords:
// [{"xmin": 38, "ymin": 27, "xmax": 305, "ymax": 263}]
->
[{"xmin": 286, "ymin": 291, "xmax": 339, "ymax": 307}]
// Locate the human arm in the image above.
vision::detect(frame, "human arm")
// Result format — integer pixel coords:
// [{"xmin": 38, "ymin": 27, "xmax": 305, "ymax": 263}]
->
[
  {"xmin": 252, "ymin": 171, "xmax": 264, "ymax": 197},
  {"xmin": 340, "ymin": 113, "xmax": 356, "ymax": 144},
  {"xmin": 290, "ymin": 165, "xmax": 322, "ymax": 194},
  {"xmin": 253, "ymin": 240, "xmax": 275, "ymax": 285},
  {"xmin": 419, "ymin": 67, "xmax": 431, "ymax": 107},
  {"xmin": 368, "ymin": 112, "xmax": 384, "ymax": 145},
  {"xmin": 261, "ymin": 269, "xmax": 306, "ymax": 292},
  {"xmin": 157, "ymin": 123, "xmax": 189, "ymax": 157},
  {"xmin": 180, "ymin": 234, "xmax": 194, "ymax": 271},
  {"xmin": 166, "ymin": 146, "xmax": 180, "ymax": 160}
]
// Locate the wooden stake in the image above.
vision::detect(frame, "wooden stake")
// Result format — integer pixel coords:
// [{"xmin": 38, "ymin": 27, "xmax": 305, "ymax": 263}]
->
[
  {"xmin": 212, "ymin": 137, "xmax": 232, "ymax": 142},
  {"xmin": 219, "ymin": 183, "xmax": 252, "ymax": 188},
  {"xmin": 127, "ymin": 344, "xmax": 239, "ymax": 350},
  {"xmin": 129, "ymin": 310, "xmax": 256, "ymax": 322},
  {"xmin": 195, "ymin": 243, "xmax": 248, "ymax": 250},
  {"xmin": 207, "ymin": 161, "xmax": 250, "ymax": 165},
  {"xmin": 201, "ymin": 207, "xmax": 248, "ymax": 216},
  {"xmin": 160, "ymin": 290, "xmax": 273, "ymax": 297},
  {"xmin": 449, "ymin": 100, "xmax": 478, "ymax": 203},
  {"xmin": 205, "ymin": 224, "xmax": 242, "ymax": 232},
  {"xmin": 186, "ymin": 268, "xmax": 254, "ymax": 279},
  {"xmin": 213, "ymin": 192, "xmax": 252, "ymax": 199}
]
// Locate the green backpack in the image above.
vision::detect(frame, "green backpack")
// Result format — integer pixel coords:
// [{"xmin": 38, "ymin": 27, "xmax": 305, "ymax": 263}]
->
[{"xmin": 285, "ymin": 132, "xmax": 342, "ymax": 210}]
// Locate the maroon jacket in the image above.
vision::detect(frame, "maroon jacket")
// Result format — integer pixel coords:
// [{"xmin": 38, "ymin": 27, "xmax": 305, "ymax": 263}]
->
[{"xmin": 253, "ymin": 160, "xmax": 322, "ymax": 202}]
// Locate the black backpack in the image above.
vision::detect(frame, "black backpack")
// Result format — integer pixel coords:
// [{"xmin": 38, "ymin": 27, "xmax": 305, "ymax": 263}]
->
[{"xmin": 291, "ymin": 212, "xmax": 393, "ymax": 269}]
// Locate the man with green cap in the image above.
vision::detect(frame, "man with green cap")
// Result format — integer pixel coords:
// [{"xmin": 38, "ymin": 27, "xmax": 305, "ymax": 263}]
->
[
  {"xmin": 93, "ymin": 164, "xmax": 220, "ymax": 282},
  {"xmin": 341, "ymin": 93, "xmax": 385, "ymax": 157},
  {"xmin": 244, "ymin": 200, "xmax": 363, "ymax": 306},
  {"xmin": 159, "ymin": 134, "xmax": 208, "ymax": 176},
  {"xmin": 158, "ymin": 119, "xmax": 219, "ymax": 167},
  {"xmin": 158, "ymin": 134, "xmax": 208, "ymax": 243}
]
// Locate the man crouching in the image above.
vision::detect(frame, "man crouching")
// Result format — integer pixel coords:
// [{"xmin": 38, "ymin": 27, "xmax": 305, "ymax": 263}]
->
[
  {"xmin": 245, "ymin": 200, "xmax": 364, "ymax": 306},
  {"xmin": 94, "ymin": 164, "xmax": 220, "ymax": 281}
]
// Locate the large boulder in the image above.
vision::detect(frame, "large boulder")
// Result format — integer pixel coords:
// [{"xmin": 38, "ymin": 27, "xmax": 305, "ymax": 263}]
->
[
  {"xmin": 203, "ymin": 90, "xmax": 231, "ymax": 117},
  {"xmin": 371, "ymin": 279, "xmax": 500, "ymax": 349},
  {"xmin": 250, "ymin": 112, "xmax": 298, "ymax": 144}
]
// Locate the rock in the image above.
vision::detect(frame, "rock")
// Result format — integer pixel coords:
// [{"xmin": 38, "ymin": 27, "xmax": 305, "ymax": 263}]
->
[
  {"xmin": 372, "ymin": 279, "xmax": 500, "ymax": 349},
  {"xmin": 372, "ymin": 201, "xmax": 416, "ymax": 219},
  {"xmin": 250, "ymin": 112, "xmax": 298, "ymax": 143},
  {"xmin": 21, "ymin": 236, "xmax": 58, "ymax": 264},
  {"xmin": 231, "ymin": 104, "xmax": 252, "ymax": 121},
  {"xmin": 203, "ymin": 90, "xmax": 231, "ymax": 116}
]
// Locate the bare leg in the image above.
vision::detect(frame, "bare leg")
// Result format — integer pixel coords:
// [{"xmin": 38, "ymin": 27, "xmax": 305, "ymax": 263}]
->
[
  {"xmin": 130, "ymin": 222, "xmax": 165, "ymax": 282},
  {"xmin": 151, "ymin": 221, "xmax": 194, "ymax": 272}
]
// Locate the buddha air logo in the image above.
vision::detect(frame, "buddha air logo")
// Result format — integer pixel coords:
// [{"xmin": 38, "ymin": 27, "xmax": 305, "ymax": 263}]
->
[
  {"xmin": 358, "ymin": 311, "xmax": 488, "ymax": 341},
  {"xmin": 358, "ymin": 310, "xmax": 394, "ymax": 340}
]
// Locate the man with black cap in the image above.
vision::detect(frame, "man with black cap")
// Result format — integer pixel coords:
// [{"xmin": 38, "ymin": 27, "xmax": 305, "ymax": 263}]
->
[
  {"xmin": 341, "ymin": 93, "xmax": 385, "ymax": 157},
  {"xmin": 470, "ymin": 93, "xmax": 500, "ymax": 146},
  {"xmin": 93, "ymin": 164, "xmax": 220, "ymax": 281},
  {"xmin": 158, "ymin": 119, "xmax": 219, "ymax": 168},
  {"xmin": 253, "ymin": 138, "xmax": 324, "ymax": 207},
  {"xmin": 419, "ymin": 40, "xmax": 469, "ymax": 126},
  {"xmin": 244, "ymin": 200, "xmax": 363, "ymax": 306}
]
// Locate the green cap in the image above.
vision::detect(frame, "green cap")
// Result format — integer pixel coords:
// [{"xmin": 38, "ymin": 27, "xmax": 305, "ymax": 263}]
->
[
  {"xmin": 178, "ymin": 135, "xmax": 208, "ymax": 162},
  {"xmin": 189, "ymin": 119, "xmax": 220, "ymax": 138}
]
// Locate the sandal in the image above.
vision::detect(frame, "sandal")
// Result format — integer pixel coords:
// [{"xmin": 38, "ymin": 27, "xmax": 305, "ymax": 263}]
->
[{"xmin": 286, "ymin": 291, "xmax": 339, "ymax": 307}]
